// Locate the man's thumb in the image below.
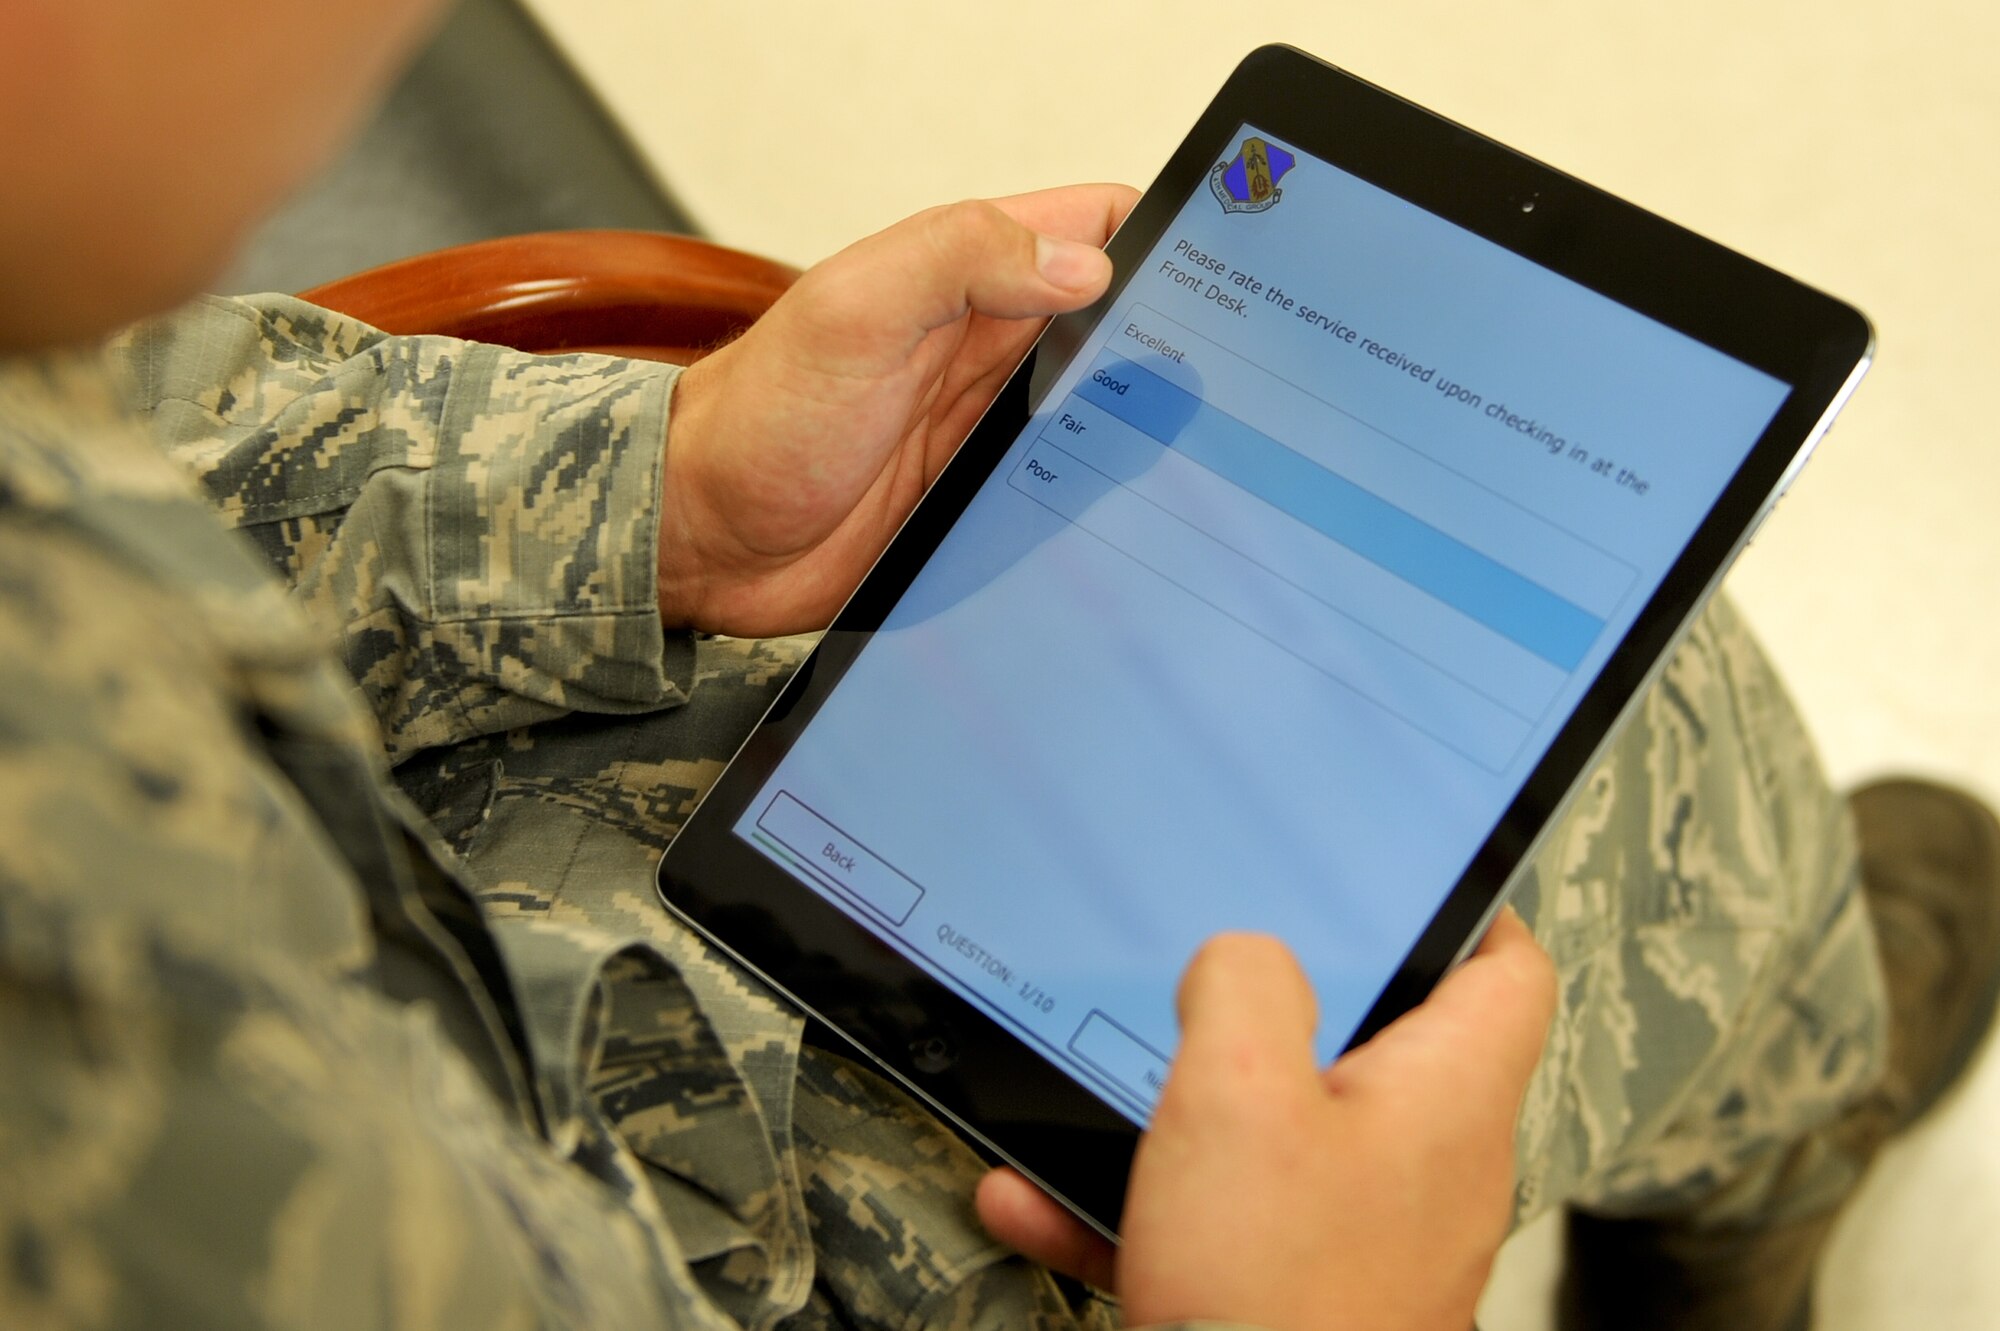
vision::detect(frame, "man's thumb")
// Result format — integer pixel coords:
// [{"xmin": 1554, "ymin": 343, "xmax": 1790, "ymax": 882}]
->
[
  {"xmin": 807, "ymin": 199, "xmax": 1112, "ymax": 347},
  {"xmin": 1033, "ymin": 232, "xmax": 1114, "ymax": 292}
]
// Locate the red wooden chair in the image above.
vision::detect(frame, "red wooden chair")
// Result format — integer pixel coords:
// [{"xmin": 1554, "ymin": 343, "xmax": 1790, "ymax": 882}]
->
[{"xmin": 299, "ymin": 230, "xmax": 798, "ymax": 364}]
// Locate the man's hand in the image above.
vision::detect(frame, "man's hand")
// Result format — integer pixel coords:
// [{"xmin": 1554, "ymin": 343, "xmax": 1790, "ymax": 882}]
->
[
  {"xmin": 658, "ymin": 185, "xmax": 1137, "ymax": 636},
  {"xmin": 976, "ymin": 911, "xmax": 1557, "ymax": 1331}
]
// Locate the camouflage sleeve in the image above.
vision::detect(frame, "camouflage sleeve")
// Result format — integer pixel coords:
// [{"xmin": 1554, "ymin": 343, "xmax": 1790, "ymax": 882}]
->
[
  {"xmin": 0, "ymin": 899, "xmax": 739, "ymax": 1331},
  {"xmin": 110, "ymin": 293, "xmax": 694, "ymax": 762},
  {"xmin": 0, "ymin": 484, "xmax": 730, "ymax": 1330}
]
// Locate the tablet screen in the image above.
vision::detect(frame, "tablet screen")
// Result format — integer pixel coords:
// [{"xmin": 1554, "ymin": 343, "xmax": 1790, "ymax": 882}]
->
[{"xmin": 729, "ymin": 124, "xmax": 1791, "ymax": 1124}]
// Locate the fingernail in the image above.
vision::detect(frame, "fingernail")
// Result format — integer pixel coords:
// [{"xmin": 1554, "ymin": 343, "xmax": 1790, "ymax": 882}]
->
[{"xmin": 1035, "ymin": 234, "xmax": 1110, "ymax": 290}]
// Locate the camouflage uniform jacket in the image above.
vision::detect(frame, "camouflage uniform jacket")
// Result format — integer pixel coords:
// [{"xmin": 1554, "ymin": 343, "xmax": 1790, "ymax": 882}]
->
[{"xmin": 0, "ymin": 295, "xmax": 1176, "ymax": 1331}]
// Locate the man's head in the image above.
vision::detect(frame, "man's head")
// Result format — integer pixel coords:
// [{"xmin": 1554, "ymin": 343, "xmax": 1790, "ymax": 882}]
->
[{"xmin": 0, "ymin": 0, "xmax": 451, "ymax": 351}]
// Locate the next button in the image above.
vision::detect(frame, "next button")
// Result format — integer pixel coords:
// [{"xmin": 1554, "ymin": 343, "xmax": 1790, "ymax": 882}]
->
[{"xmin": 1068, "ymin": 1009, "xmax": 1170, "ymax": 1109}]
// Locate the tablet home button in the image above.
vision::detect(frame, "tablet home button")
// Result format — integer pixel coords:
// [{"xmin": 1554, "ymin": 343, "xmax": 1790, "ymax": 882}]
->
[{"xmin": 910, "ymin": 1032, "xmax": 958, "ymax": 1074}]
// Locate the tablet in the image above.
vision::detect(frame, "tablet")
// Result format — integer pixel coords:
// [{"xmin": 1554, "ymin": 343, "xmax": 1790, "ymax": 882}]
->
[{"xmin": 656, "ymin": 45, "xmax": 1871, "ymax": 1236}]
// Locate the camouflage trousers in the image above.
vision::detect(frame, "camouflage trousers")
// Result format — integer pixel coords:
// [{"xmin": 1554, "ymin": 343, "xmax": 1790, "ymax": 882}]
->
[{"xmin": 394, "ymin": 593, "xmax": 1887, "ymax": 1330}]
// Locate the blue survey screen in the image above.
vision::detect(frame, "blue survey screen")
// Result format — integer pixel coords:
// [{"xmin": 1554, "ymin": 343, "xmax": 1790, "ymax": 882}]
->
[{"xmin": 734, "ymin": 127, "xmax": 1789, "ymax": 1124}]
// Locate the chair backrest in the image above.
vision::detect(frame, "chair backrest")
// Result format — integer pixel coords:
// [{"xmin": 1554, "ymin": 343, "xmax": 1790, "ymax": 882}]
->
[{"xmin": 299, "ymin": 230, "xmax": 798, "ymax": 364}]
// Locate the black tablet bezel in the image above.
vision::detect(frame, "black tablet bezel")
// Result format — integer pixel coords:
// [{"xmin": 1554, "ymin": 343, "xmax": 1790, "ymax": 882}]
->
[{"xmin": 656, "ymin": 44, "xmax": 1873, "ymax": 1236}]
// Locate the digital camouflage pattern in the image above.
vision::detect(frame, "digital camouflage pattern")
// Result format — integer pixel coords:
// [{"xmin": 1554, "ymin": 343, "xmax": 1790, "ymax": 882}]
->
[
  {"xmin": 0, "ymin": 294, "xmax": 1885, "ymax": 1330},
  {"xmin": 1507, "ymin": 593, "xmax": 1888, "ymax": 1231}
]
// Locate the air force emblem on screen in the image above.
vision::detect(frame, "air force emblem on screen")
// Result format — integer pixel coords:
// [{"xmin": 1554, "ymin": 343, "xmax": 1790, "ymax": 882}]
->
[{"xmin": 1210, "ymin": 136, "xmax": 1296, "ymax": 214}]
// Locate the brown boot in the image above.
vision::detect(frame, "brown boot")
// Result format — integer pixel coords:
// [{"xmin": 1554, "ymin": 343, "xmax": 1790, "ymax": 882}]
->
[{"xmin": 1555, "ymin": 778, "xmax": 2000, "ymax": 1331}]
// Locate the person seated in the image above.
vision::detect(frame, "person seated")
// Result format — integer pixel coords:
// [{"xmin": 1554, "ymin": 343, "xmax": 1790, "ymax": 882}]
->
[{"xmin": 1, "ymin": 3, "xmax": 1995, "ymax": 1328}]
